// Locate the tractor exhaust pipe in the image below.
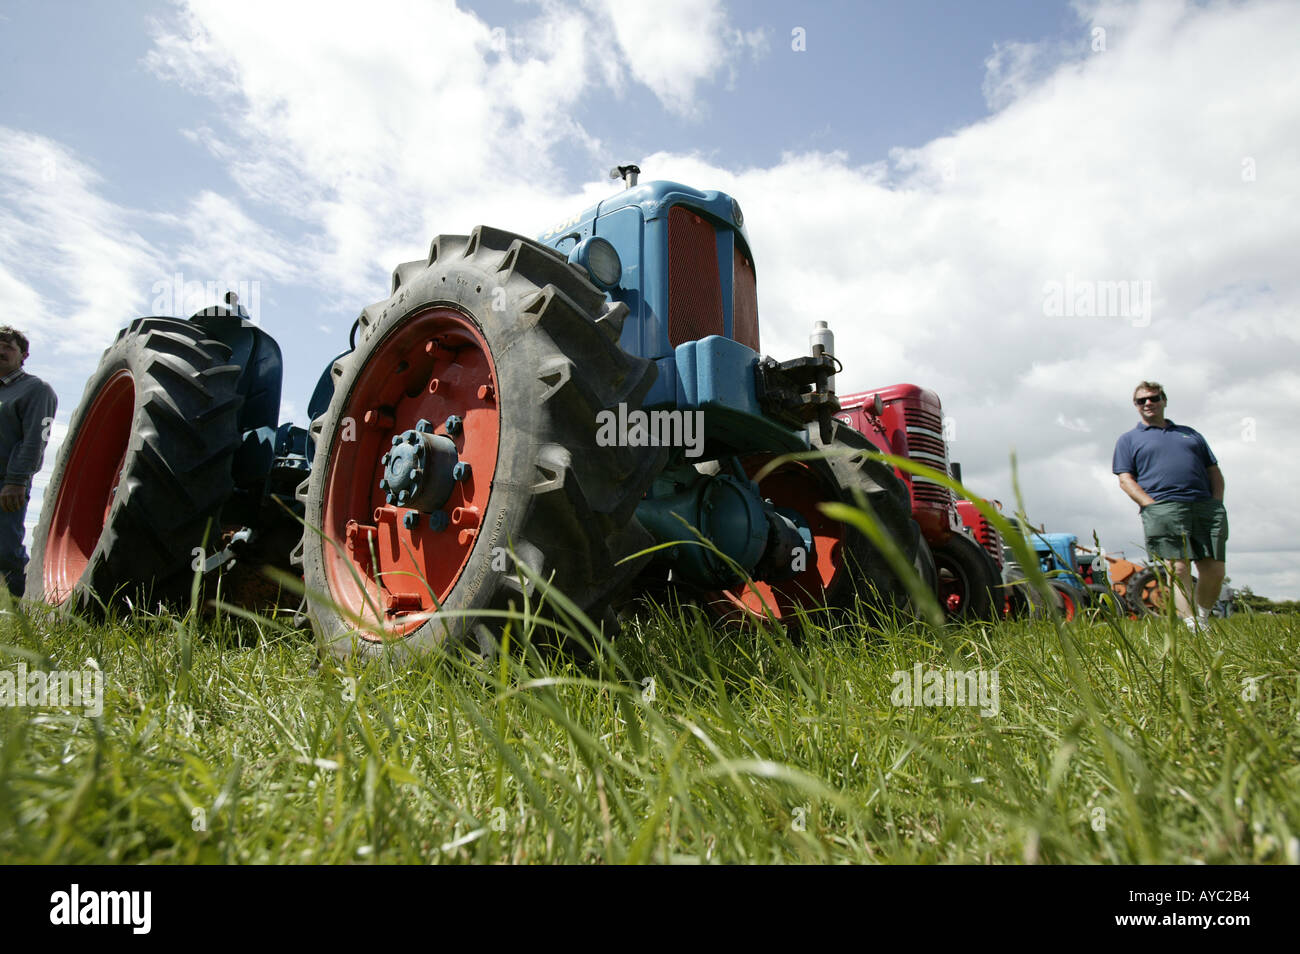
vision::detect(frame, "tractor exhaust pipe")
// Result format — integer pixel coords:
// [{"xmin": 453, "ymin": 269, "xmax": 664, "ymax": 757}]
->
[{"xmin": 609, "ymin": 163, "xmax": 640, "ymax": 189}]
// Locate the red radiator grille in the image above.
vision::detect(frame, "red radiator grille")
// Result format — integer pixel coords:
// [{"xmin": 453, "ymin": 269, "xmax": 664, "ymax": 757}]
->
[
  {"xmin": 911, "ymin": 478, "xmax": 952, "ymax": 508},
  {"xmin": 904, "ymin": 406, "xmax": 944, "ymax": 433},
  {"xmin": 975, "ymin": 522, "xmax": 1002, "ymax": 559},
  {"xmin": 733, "ymin": 246, "xmax": 760, "ymax": 351},
  {"xmin": 668, "ymin": 206, "xmax": 724, "ymax": 346}
]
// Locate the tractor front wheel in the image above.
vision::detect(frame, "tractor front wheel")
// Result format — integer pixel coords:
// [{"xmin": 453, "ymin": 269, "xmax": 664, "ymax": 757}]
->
[
  {"xmin": 705, "ymin": 425, "xmax": 916, "ymax": 625},
  {"xmin": 932, "ymin": 530, "xmax": 1000, "ymax": 621},
  {"xmin": 297, "ymin": 227, "xmax": 664, "ymax": 661}
]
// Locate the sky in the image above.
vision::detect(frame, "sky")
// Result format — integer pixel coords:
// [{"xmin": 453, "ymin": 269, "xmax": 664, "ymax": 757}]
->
[{"xmin": 1, "ymin": 0, "xmax": 1298, "ymax": 598}]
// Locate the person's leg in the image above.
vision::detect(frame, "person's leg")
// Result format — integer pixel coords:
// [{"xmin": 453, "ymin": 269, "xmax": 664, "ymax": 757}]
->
[
  {"xmin": 0, "ymin": 500, "xmax": 29, "ymax": 598},
  {"xmin": 1195, "ymin": 559, "xmax": 1226, "ymax": 612},
  {"xmin": 1170, "ymin": 559, "xmax": 1195, "ymax": 617}
]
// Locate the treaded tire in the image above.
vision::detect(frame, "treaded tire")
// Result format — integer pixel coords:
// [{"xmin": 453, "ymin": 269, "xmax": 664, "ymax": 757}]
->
[
  {"xmin": 1001, "ymin": 562, "xmax": 1050, "ymax": 619},
  {"xmin": 1127, "ymin": 566, "xmax": 1195, "ymax": 617},
  {"xmin": 932, "ymin": 529, "xmax": 1000, "ymax": 621},
  {"xmin": 297, "ymin": 227, "xmax": 665, "ymax": 662},
  {"xmin": 1047, "ymin": 579, "xmax": 1081, "ymax": 620},
  {"xmin": 26, "ymin": 318, "xmax": 242, "ymax": 611}
]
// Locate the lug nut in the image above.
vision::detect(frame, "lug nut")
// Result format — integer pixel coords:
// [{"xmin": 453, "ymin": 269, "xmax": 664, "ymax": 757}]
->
[
  {"xmin": 379, "ymin": 478, "xmax": 389, "ymax": 490},
  {"xmin": 405, "ymin": 432, "xmax": 418, "ymax": 444},
  {"xmin": 403, "ymin": 512, "xmax": 420, "ymax": 530},
  {"xmin": 391, "ymin": 435, "xmax": 402, "ymax": 446},
  {"xmin": 452, "ymin": 462, "xmax": 472, "ymax": 482},
  {"xmin": 477, "ymin": 384, "xmax": 495, "ymax": 401},
  {"xmin": 429, "ymin": 511, "xmax": 449, "ymax": 532},
  {"xmin": 444, "ymin": 415, "xmax": 463, "ymax": 435},
  {"xmin": 416, "ymin": 419, "xmax": 433, "ymax": 433}
]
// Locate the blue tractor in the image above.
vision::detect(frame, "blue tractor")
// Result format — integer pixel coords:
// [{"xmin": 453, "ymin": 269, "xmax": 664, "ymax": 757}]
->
[
  {"xmin": 28, "ymin": 167, "xmax": 922, "ymax": 658},
  {"xmin": 1027, "ymin": 531, "xmax": 1092, "ymax": 620}
]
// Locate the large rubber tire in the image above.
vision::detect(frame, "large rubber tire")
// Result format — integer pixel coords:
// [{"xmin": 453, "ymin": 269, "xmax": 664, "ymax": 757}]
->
[
  {"xmin": 26, "ymin": 318, "xmax": 242, "ymax": 611},
  {"xmin": 705, "ymin": 423, "xmax": 917, "ymax": 624},
  {"xmin": 1048, "ymin": 579, "xmax": 1081, "ymax": 621},
  {"xmin": 297, "ymin": 227, "xmax": 665, "ymax": 661},
  {"xmin": 1128, "ymin": 566, "xmax": 1196, "ymax": 617},
  {"xmin": 1001, "ymin": 562, "xmax": 1050, "ymax": 619},
  {"xmin": 932, "ymin": 529, "xmax": 1000, "ymax": 621}
]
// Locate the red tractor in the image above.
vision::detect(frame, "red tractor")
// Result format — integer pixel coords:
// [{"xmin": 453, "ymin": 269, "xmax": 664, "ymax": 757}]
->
[{"xmin": 837, "ymin": 386, "xmax": 1001, "ymax": 620}]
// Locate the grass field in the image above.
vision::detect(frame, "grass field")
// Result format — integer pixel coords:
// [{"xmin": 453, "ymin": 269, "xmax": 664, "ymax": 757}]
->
[{"xmin": 1, "ymin": 586, "xmax": 1297, "ymax": 865}]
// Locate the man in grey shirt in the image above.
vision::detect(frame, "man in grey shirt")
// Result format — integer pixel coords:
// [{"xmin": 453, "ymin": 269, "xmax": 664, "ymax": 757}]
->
[{"xmin": 0, "ymin": 326, "xmax": 58, "ymax": 598}]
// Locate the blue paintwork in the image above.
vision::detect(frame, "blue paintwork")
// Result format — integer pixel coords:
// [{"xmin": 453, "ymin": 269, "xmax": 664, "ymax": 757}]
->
[
  {"xmin": 1032, "ymin": 532, "xmax": 1088, "ymax": 593},
  {"xmin": 537, "ymin": 180, "xmax": 752, "ymax": 362}
]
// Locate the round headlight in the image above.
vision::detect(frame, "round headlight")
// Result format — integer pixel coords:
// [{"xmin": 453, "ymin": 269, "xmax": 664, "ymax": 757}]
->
[
  {"xmin": 731, "ymin": 198, "xmax": 744, "ymax": 228},
  {"xmin": 568, "ymin": 237, "xmax": 622, "ymax": 289}
]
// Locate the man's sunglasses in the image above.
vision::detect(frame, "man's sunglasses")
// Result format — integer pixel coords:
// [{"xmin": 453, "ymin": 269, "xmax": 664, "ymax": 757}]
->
[{"xmin": 1134, "ymin": 395, "xmax": 1163, "ymax": 405}]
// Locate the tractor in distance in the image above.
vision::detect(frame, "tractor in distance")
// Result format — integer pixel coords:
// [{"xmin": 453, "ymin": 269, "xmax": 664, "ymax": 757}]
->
[
  {"xmin": 836, "ymin": 389, "xmax": 1002, "ymax": 621},
  {"xmin": 27, "ymin": 166, "xmax": 927, "ymax": 659}
]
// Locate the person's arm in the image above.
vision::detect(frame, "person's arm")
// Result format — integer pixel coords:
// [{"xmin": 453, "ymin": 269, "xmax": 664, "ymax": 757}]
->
[
  {"xmin": 2, "ymin": 384, "xmax": 58, "ymax": 510},
  {"xmin": 1117, "ymin": 472, "xmax": 1157, "ymax": 509},
  {"xmin": 1207, "ymin": 464, "xmax": 1225, "ymax": 501}
]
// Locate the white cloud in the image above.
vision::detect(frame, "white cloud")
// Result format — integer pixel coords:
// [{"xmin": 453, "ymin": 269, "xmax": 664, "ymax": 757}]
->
[
  {"xmin": 0, "ymin": 127, "xmax": 163, "ymax": 358},
  {"xmin": 585, "ymin": 0, "xmax": 767, "ymax": 116}
]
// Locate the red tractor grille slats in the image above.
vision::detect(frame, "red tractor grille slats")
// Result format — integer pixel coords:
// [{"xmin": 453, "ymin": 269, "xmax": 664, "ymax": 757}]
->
[
  {"xmin": 976, "ymin": 523, "xmax": 1003, "ymax": 560},
  {"xmin": 902, "ymin": 406, "xmax": 954, "ymax": 510},
  {"xmin": 904, "ymin": 407, "xmax": 944, "ymax": 433},
  {"xmin": 911, "ymin": 478, "xmax": 952, "ymax": 508},
  {"xmin": 732, "ymin": 245, "xmax": 760, "ymax": 351},
  {"xmin": 668, "ymin": 206, "xmax": 724, "ymax": 347}
]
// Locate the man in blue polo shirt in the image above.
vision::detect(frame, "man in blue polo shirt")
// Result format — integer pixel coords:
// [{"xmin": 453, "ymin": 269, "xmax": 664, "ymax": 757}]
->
[{"xmin": 1113, "ymin": 380, "xmax": 1227, "ymax": 629}]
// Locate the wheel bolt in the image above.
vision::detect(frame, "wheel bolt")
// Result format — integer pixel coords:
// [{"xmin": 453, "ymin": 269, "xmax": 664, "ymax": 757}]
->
[
  {"xmin": 416, "ymin": 419, "xmax": 433, "ymax": 433},
  {"xmin": 381, "ymin": 452, "xmax": 391, "ymax": 465},
  {"xmin": 453, "ymin": 462, "xmax": 472, "ymax": 482},
  {"xmin": 379, "ymin": 478, "xmax": 389, "ymax": 490},
  {"xmin": 391, "ymin": 435, "xmax": 402, "ymax": 446},
  {"xmin": 403, "ymin": 512, "xmax": 420, "ymax": 530},
  {"xmin": 405, "ymin": 432, "xmax": 418, "ymax": 444},
  {"xmin": 444, "ymin": 415, "xmax": 463, "ymax": 435},
  {"xmin": 398, "ymin": 490, "xmax": 408, "ymax": 504},
  {"xmin": 429, "ymin": 511, "xmax": 449, "ymax": 532}
]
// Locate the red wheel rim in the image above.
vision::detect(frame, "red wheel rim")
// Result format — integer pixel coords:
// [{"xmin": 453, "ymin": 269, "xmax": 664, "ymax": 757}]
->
[
  {"xmin": 44, "ymin": 369, "xmax": 135, "ymax": 604},
  {"xmin": 1058, "ymin": 587, "xmax": 1077, "ymax": 620},
  {"xmin": 321, "ymin": 308, "xmax": 499, "ymax": 640},
  {"xmin": 940, "ymin": 572, "xmax": 966, "ymax": 614},
  {"xmin": 706, "ymin": 457, "xmax": 845, "ymax": 622}
]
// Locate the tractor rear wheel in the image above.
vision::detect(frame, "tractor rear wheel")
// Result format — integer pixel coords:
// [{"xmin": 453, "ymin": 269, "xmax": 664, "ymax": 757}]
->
[
  {"xmin": 932, "ymin": 530, "xmax": 1000, "ymax": 621},
  {"xmin": 705, "ymin": 425, "xmax": 916, "ymax": 625},
  {"xmin": 26, "ymin": 318, "xmax": 242, "ymax": 611},
  {"xmin": 297, "ymin": 227, "xmax": 664, "ymax": 661}
]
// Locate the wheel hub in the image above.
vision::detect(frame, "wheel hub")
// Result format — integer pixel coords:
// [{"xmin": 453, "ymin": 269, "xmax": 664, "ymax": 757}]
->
[{"xmin": 380, "ymin": 419, "xmax": 460, "ymax": 514}]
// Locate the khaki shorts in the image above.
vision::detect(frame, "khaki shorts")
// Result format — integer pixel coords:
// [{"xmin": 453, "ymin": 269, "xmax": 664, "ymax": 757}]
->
[{"xmin": 1141, "ymin": 499, "xmax": 1228, "ymax": 562}]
